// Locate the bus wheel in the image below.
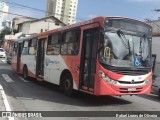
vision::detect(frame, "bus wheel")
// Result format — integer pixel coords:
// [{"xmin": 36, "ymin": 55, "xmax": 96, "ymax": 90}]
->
[
  {"xmin": 23, "ymin": 66, "xmax": 28, "ymax": 80},
  {"xmin": 62, "ymin": 73, "xmax": 73, "ymax": 96}
]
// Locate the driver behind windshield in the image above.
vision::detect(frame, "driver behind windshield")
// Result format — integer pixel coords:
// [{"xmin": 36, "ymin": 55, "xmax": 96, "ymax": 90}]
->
[{"xmin": 99, "ymin": 38, "xmax": 114, "ymax": 62}]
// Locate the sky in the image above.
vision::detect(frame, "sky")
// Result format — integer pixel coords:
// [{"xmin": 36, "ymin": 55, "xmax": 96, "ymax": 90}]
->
[{"xmin": 4, "ymin": 0, "xmax": 160, "ymax": 22}]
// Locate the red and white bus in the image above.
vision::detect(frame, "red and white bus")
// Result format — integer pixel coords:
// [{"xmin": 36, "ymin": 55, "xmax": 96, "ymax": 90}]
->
[{"xmin": 11, "ymin": 16, "xmax": 153, "ymax": 96}]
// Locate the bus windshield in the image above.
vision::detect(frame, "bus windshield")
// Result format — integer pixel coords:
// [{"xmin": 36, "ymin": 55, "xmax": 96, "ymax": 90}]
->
[{"xmin": 99, "ymin": 18, "xmax": 152, "ymax": 68}]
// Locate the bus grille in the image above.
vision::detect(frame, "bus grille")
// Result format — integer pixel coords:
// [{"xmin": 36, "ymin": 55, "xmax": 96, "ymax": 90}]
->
[{"xmin": 118, "ymin": 81, "xmax": 144, "ymax": 84}]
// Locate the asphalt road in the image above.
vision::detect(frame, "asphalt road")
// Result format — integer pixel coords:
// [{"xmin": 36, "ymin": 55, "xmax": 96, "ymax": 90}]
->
[{"xmin": 0, "ymin": 58, "xmax": 160, "ymax": 120}]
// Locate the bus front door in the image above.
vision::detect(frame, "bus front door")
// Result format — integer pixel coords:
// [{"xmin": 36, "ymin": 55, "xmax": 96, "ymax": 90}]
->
[
  {"xmin": 80, "ymin": 28, "xmax": 99, "ymax": 92},
  {"xmin": 36, "ymin": 38, "xmax": 46, "ymax": 80},
  {"xmin": 17, "ymin": 42, "xmax": 22, "ymax": 73}
]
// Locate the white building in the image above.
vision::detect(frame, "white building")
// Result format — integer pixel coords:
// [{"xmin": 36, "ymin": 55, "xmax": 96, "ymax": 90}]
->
[
  {"xmin": 0, "ymin": 1, "xmax": 9, "ymax": 30},
  {"xmin": 46, "ymin": 0, "xmax": 78, "ymax": 25},
  {"xmin": 12, "ymin": 17, "xmax": 37, "ymax": 32},
  {"xmin": 0, "ymin": 1, "xmax": 8, "ymax": 21},
  {"xmin": 145, "ymin": 19, "xmax": 160, "ymax": 34},
  {"xmin": 17, "ymin": 16, "xmax": 66, "ymax": 35}
]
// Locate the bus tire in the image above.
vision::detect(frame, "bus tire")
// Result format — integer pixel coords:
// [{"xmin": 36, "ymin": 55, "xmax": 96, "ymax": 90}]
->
[
  {"xmin": 62, "ymin": 73, "xmax": 73, "ymax": 96},
  {"xmin": 23, "ymin": 66, "xmax": 28, "ymax": 80}
]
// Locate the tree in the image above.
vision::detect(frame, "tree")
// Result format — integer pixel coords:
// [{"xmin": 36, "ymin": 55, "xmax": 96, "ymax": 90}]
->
[{"xmin": 0, "ymin": 27, "xmax": 12, "ymax": 45}]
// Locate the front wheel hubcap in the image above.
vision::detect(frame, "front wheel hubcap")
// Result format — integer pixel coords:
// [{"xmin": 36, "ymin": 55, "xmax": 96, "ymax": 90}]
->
[{"xmin": 64, "ymin": 79, "xmax": 71, "ymax": 90}]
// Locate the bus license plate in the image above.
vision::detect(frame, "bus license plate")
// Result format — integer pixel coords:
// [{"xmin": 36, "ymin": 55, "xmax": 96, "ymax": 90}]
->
[{"xmin": 128, "ymin": 88, "xmax": 136, "ymax": 91}]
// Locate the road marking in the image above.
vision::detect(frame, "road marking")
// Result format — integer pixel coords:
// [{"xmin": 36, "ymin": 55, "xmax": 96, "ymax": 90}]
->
[
  {"xmin": 2, "ymin": 74, "xmax": 14, "ymax": 83},
  {"xmin": 0, "ymin": 85, "xmax": 14, "ymax": 120},
  {"xmin": 19, "ymin": 76, "xmax": 30, "ymax": 82}
]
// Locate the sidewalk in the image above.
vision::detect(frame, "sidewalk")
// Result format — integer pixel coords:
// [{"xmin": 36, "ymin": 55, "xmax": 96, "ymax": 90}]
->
[{"xmin": 0, "ymin": 84, "xmax": 8, "ymax": 120}]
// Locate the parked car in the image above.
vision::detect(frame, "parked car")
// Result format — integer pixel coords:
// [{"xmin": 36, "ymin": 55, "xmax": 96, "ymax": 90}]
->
[
  {"xmin": 0, "ymin": 48, "xmax": 6, "ymax": 58},
  {"xmin": 151, "ymin": 77, "xmax": 160, "ymax": 98}
]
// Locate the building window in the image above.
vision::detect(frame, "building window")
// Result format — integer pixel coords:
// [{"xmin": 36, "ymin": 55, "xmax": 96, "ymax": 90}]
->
[{"xmin": 55, "ymin": 21, "xmax": 59, "ymax": 26}]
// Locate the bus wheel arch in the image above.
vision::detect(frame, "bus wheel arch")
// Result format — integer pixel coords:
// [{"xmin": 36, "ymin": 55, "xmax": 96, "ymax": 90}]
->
[
  {"xmin": 60, "ymin": 69, "xmax": 74, "ymax": 96},
  {"xmin": 23, "ymin": 65, "xmax": 28, "ymax": 80}
]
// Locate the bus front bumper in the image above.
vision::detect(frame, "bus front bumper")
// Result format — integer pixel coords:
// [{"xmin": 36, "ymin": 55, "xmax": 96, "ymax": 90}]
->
[{"xmin": 94, "ymin": 78, "xmax": 152, "ymax": 96}]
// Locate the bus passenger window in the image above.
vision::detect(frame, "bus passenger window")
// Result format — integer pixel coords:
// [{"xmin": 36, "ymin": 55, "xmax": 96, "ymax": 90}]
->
[
  {"xmin": 22, "ymin": 48, "xmax": 29, "ymax": 55},
  {"xmin": 61, "ymin": 29, "xmax": 80, "ymax": 55},
  {"xmin": 47, "ymin": 33, "xmax": 60, "ymax": 55},
  {"xmin": 22, "ymin": 41, "xmax": 29, "ymax": 55},
  {"xmin": 13, "ymin": 43, "xmax": 18, "ymax": 55},
  {"xmin": 29, "ymin": 47, "xmax": 36, "ymax": 55},
  {"xmin": 61, "ymin": 44, "xmax": 68, "ymax": 54},
  {"xmin": 29, "ymin": 39, "xmax": 37, "ymax": 55}
]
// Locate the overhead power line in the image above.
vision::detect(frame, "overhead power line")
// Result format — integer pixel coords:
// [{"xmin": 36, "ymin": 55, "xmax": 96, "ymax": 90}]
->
[
  {"xmin": 3, "ymin": 0, "xmax": 46, "ymax": 13},
  {"xmin": 2, "ymin": 0, "xmax": 85, "ymax": 21},
  {"xmin": 0, "ymin": 10, "xmax": 38, "ymax": 19},
  {"xmin": 0, "ymin": 10, "xmax": 68, "ymax": 26}
]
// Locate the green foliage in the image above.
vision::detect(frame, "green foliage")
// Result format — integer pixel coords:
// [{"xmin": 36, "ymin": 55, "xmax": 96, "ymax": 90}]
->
[{"xmin": 0, "ymin": 27, "xmax": 12, "ymax": 40}]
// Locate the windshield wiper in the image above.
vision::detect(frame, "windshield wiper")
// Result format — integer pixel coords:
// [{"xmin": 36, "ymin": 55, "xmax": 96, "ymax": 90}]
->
[{"xmin": 117, "ymin": 29, "xmax": 131, "ymax": 53}]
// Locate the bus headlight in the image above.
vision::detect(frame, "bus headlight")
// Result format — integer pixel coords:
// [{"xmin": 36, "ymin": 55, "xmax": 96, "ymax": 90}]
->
[
  {"xmin": 98, "ymin": 70, "xmax": 118, "ymax": 85},
  {"xmin": 145, "ymin": 78, "xmax": 152, "ymax": 85}
]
